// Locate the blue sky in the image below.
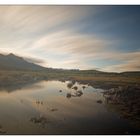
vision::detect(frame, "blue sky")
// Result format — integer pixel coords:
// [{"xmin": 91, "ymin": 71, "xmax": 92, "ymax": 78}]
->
[{"xmin": 0, "ymin": 6, "xmax": 139, "ymax": 72}]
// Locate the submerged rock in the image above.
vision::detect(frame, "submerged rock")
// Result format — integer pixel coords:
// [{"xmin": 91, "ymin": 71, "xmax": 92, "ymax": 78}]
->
[
  {"xmin": 30, "ymin": 116, "xmax": 48, "ymax": 127},
  {"xmin": 36, "ymin": 100, "xmax": 43, "ymax": 105},
  {"xmin": 50, "ymin": 108, "xmax": 58, "ymax": 112},
  {"xmin": 66, "ymin": 93, "xmax": 72, "ymax": 98},
  {"xmin": 96, "ymin": 100, "xmax": 103, "ymax": 104},
  {"xmin": 76, "ymin": 90, "xmax": 83, "ymax": 97},
  {"xmin": 67, "ymin": 83, "xmax": 73, "ymax": 89},
  {"xmin": 82, "ymin": 86, "xmax": 86, "ymax": 89},
  {"xmin": 67, "ymin": 81, "xmax": 76, "ymax": 89},
  {"xmin": 72, "ymin": 86, "xmax": 78, "ymax": 90}
]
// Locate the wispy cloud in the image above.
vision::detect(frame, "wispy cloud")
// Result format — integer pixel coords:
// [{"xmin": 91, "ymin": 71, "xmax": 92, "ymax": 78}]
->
[
  {"xmin": 104, "ymin": 60, "xmax": 140, "ymax": 72},
  {"xmin": 26, "ymin": 29, "xmax": 111, "ymax": 69},
  {"xmin": 103, "ymin": 52, "xmax": 140, "ymax": 72},
  {"xmin": 0, "ymin": 6, "xmax": 139, "ymax": 72}
]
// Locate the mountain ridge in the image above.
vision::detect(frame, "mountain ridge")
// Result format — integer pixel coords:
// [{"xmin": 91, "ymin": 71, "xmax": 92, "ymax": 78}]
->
[
  {"xmin": 0, "ymin": 53, "xmax": 139, "ymax": 76},
  {"xmin": 0, "ymin": 53, "xmax": 45, "ymax": 71}
]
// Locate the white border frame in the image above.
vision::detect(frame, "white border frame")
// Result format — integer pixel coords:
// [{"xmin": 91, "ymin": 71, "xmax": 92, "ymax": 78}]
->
[{"xmin": 0, "ymin": 0, "xmax": 139, "ymax": 5}]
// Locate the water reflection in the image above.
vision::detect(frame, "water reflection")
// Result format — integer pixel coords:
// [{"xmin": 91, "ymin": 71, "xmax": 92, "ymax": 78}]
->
[
  {"xmin": 0, "ymin": 80, "xmax": 139, "ymax": 134},
  {"xmin": 0, "ymin": 80, "xmax": 43, "ymax": 93}
]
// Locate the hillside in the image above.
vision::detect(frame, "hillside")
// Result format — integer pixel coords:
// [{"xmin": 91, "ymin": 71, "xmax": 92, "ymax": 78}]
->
[
  {"xmin": 0, "ymin": 53, "xmax": 139, "ymax": 92},
  {"xmin": 0, "ymin": 53, "xmax": 140, "ymax": 78},
  {"xmin": 0, "ymin": 53, "xmax": 45, "ymax": 71}
]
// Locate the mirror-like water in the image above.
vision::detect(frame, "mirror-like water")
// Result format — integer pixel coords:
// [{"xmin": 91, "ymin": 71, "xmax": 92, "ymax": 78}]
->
[{"xmin": 0, "ymin": 80, "xmax": 139, "ymax": 134}]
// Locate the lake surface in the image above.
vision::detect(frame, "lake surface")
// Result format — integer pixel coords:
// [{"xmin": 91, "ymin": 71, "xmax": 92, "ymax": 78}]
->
[{"xmin": 0, "ymin": 80, "xmax": 139, "ymax": 134}]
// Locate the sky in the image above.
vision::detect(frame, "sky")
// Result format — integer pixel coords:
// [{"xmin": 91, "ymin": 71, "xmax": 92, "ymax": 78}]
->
[{"xmin": 0, "ymin": 5, "xmax": 139, "ymax": 72}]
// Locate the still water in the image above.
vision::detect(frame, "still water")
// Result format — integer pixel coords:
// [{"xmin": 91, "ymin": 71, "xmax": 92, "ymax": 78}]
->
[{"xmin": 0, "ymin": 80, "xmax": 139, "ymax": 134}]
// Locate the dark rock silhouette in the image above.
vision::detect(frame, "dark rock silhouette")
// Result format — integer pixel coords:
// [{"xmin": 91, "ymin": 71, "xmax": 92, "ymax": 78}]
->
[
  {"xmin": 66, "ymin": 93, "xmax": 72, "ymax": 99},
  {"xmin": 50, "ymin": 108, "xmax": 58, "ymax": 112},
  {"xmin": 67, "ymin": 82, "xmax": 73, "ymax": 89},
  {"xmin": 96, "ymin": 100, "xmax": 103, "ymax": 104},
  {"xmin": 72, "ymin": 86, "xmax": 78, "ymax": 90},
  {"xmin": 76, "ymin": 90, "xmax": 83, "ymax": 97},
  {"xmin": 67, "ymin": 81, "xmax": 76, "ymax": 89},
  {"xmin": 30, "ymin": 116, "xmax": 48, "ymax": 127},
  {"xmin": 36, "ymin": 100, "xmax": 43, "ymax": 105},
  {"xmin": 82, "ymin": 86, "xmax": 86, "ymax": 89}
]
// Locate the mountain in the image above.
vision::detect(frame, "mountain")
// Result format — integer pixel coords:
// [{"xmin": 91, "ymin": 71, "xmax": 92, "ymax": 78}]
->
[
  {"xmin": 0, "ymin": 53, "xmax": 139, "ymax": 76},
  {"xmin": 0, "ymin": 53, "xmax": 45, "ymax": 71}
]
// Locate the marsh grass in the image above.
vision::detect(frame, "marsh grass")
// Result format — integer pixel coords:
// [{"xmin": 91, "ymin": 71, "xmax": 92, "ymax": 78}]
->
[{"xmin": 0, "ymin": 70, "xmax": 140, "ymax": 92}]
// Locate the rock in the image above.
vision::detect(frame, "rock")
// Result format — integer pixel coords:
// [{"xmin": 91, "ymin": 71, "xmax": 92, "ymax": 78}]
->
[
  {"xmin": 96, "ymin": 100, "xmax": 103, "ymax": 104},
  {"xmin": 76, "ymin": 90, "xmax": 83, "ymax": 97},
  {"xmin": 82, "ymin": 86, "xmax": 86, "ymax": 89},
  {"xmin": 30, "ymin": 116, "xmax": 48, "ymax": 124},
  {"xmin": 36, "ymin": 100, "xmax": 43, "ymax": 105},
  {"xmin": 67, "ymin": 83, "xmax": 73, "ymax": 89},
  {"xmin": 72, "ymin": 86, "xmax": 78, "ymax": 90},
  {"xmin": 67, "ymin": 81, "xmax": 74, "ymax": 89},
  {"xmin": 50, "ymin": 108, "xmax": 58, "ymax": 112},
  {"xmin": 66, "ymin": 93, "xmax": 71, "ymax": 98}
]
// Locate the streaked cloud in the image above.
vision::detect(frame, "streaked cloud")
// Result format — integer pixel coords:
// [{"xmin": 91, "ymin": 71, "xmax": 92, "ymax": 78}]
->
[
  {"xmin": 104, "ymin": 60, "xmax": 140, "ymax": 72},
  {"xmin": 23, "ymin": 56, "xmax": 45, "ymax": 65},
  {"xmin": 0, "ymin": 6, "xmax": 139, "ymax": 72}
]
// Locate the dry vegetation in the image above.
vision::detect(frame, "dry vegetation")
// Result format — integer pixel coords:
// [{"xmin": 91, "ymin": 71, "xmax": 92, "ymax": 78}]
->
[{"xmin": 0, "ymin": 70, "xmax": 140, "ymax": 91}]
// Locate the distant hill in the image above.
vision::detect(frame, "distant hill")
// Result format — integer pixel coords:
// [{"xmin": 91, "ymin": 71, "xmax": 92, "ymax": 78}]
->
[
  {"xmin": 0, "ymin": 53, "xmax": 139, "ymax": 77},
  {"xmin": 0, "ymin": 53, "xmax": 45, "ymax": 71},
  {"xmin": 120, "ymin": 71, "xmax": 140, "ymax": 76}
]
